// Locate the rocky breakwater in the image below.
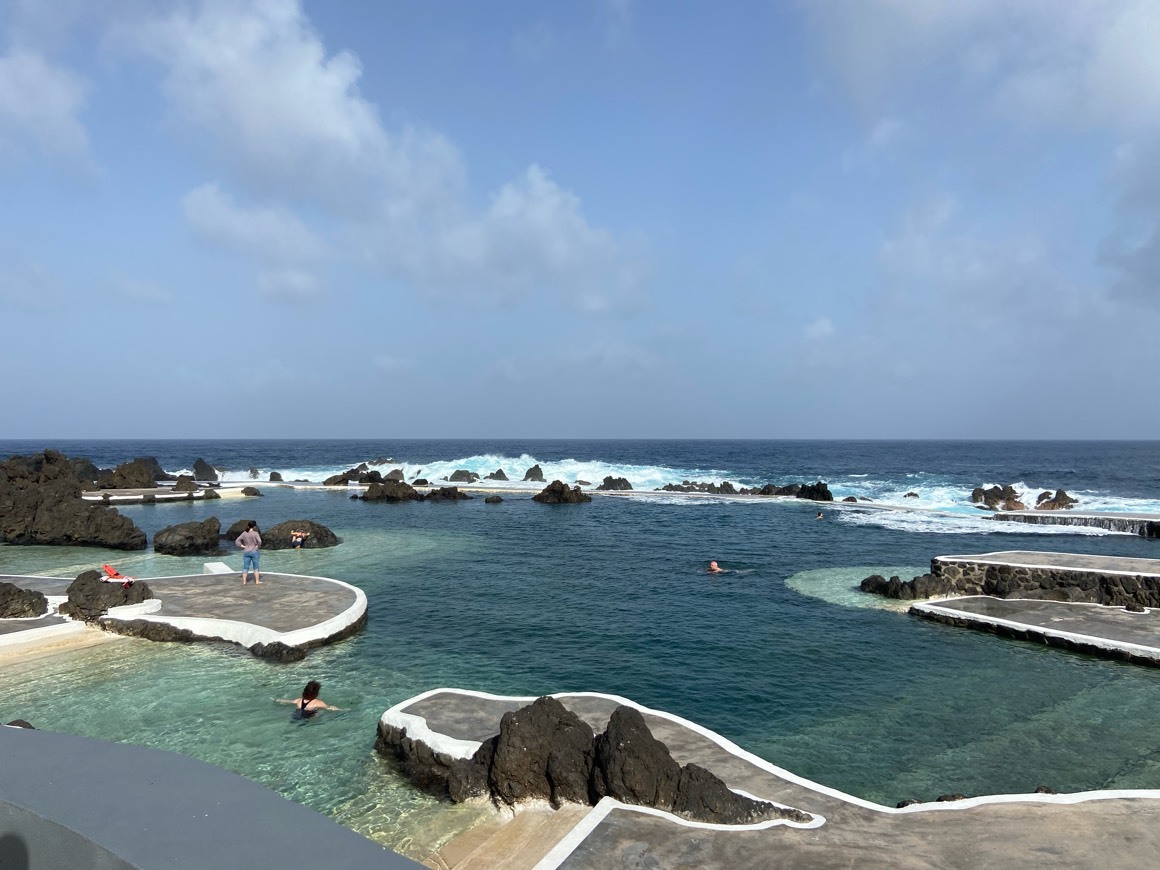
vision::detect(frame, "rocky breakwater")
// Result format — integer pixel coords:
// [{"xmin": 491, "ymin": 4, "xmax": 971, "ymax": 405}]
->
[
  {"xmin": 533, "ymin": 481, "xmax": 592, "ymax": 504},
  {"xmin": 659, "ymin": 480, "xmax": 834, "ymax": 501},
  {"xmin": 862, "ymin": 556, "xmax": 1160, "ymax": 609},
  {"xmin": 0, "ymin": 451, "xmax": 146, "ymax": 549},
  {"xmin": 376, "ymin": 696, "xmax": 810, "ymax": 825},
  {"xmin": 971, "ymin": 484, "xmax": 1078, "ymax": 512},
  {"xmin": 596, "ymin": 476, "xmax": 633, "ymax": 491},
  {"xmin": 356, "ymin": 481, "xmax": 472, "ymax": 503}
]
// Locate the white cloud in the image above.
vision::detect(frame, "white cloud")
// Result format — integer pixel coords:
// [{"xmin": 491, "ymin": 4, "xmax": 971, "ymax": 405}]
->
[
  {"xmin": 183, "ymin": 182, "xmax": 325, "ymax": 263},
  {"xmin": 806, "ymin": 0, "xmax": 1160, "ymax": 131},
  {"xmin": 0, "ymin": 49, "xmax": 90, "ymax": 165},
  {"xmin": 256, "ymin": 268, "xmax": 322, "ymax": 303},
  {"xmin": 129, "ymin": 0, "xmax": 645, "ymax": 313}
]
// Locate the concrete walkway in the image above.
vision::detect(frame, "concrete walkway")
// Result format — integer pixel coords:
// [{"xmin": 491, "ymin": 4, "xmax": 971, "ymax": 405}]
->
[
  {"xmin": 384, "ymin": 689, "xmax": 1160, "ymax": 870},
  {"xmin": 935, "ymin": 551, "xmax": 1160, "ymax": 577},
  {"xmin": 0, "ymin": 570, "xmax": 367, "ymax": 656}
]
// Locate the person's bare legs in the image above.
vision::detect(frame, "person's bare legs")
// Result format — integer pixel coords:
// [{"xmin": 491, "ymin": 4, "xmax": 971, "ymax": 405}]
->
[
  {"xmin": 254, "ymin": 570, "xmax": 262, "ymax": 585},
  {"xmin": 241, "ymin": 570, "xmax": 248, "ymax": 585}
]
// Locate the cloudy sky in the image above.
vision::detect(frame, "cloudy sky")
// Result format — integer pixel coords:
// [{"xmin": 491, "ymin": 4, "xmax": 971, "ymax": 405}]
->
[{"xmin": 2, "ymin": 0, "xmax": 1158, "ymax": 439}]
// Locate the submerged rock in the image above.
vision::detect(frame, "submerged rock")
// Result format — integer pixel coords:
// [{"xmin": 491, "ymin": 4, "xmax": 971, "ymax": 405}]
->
[{"xmin": 484, "ymin": 495, "xmax": 504, "ymax": 504}]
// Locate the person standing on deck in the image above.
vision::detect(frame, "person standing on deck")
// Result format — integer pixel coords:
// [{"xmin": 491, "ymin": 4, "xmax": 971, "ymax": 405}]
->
[{"xmin": 237, "ymin": 520, "xmax": 262, "ymax": 585}]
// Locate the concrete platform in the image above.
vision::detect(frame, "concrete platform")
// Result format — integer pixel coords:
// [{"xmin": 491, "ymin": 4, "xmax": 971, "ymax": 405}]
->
[
  {"xmin": 992, "ymin": 511, "xmax": 1160, "ymax": 537},
  {"xmin": 382, "ymin": 689, "xmax": 1160, "ymax": 869},
  {"xmin": 0, "ymin": 570, "xmax": 367, "ymax": 656},
  {"xmin": 935, "ymin": 550, "xmax": 1160, "ymax": 578},
  {"xmin": 0, "ymin": 724, "xmax": 418, "ymax": 869}
]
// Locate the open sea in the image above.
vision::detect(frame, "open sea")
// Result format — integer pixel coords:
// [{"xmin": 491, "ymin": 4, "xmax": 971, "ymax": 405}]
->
[{"xmin": 3, "ymin": 439, "xmax": 1160, "ymax": 857}]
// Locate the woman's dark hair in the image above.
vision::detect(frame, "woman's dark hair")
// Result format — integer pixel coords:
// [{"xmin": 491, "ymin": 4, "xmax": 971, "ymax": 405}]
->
[
  {"xmin": 302, "ymin": 680, "xmax": 321, "ymax": 701},
  {"xmin": 247, "ymin": 520, "xmax": 258, "ymax": 530}
]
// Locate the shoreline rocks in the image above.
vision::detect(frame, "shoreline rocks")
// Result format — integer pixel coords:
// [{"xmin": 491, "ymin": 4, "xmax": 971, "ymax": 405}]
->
[
  {"xmin": 155, "ymin": 518, "xmax": 222, "ymax": 556},
  {"xmin": 0, "ymin": 581, "xmax": 48, "ymax": 618},
  {"xmin": 523, "ymin": 464, "xmax": 546, "ymax": 482},
  {"xmin": 596, "ymin": 476, "xmax": 633, "ymax": 491},
  {"xmin": 533, "ymin": 481, "xmax": 592, "ymax": 504}
]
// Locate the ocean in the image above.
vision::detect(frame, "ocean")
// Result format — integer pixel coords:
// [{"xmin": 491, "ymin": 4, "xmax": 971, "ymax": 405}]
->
[{"xmin": 3, "ymin": 439, "xmax": 1160, "ymax": 857}]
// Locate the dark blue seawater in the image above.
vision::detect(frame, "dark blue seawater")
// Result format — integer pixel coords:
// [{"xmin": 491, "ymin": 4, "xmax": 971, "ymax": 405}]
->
[{"xmin": 3, "ymin": 439, "xmax": 1160, "ymax": 851}]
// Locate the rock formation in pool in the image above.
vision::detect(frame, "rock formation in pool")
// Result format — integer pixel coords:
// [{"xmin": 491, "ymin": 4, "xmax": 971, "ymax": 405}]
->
[
  {"xmin": 60, "ymin": 569, "xmax": 154, "ymax": 622},
  {"xmin": 192, "ymin": 458, "xmax": 219, "ymax": 481},
  {"xmin": 357, "ymin": 482, "xmax": 471, "ymax": 503},
  {"xmin": 154, "ymin": 518, "xmax": 222, "ymax": 556},
  {"xmin": 376, "ymin": 696, "xmax": 811, "ymax": 826},
  {"xmin": 523, "ymin": 464, "xmax": 546, "ymax": 482},
  {"xmin": 485, "ymin": 468, "xmax": 508, "ymax": 481},
  {"xmin": 0, "ymin": 581, "xmax": 48, "ymax": 618},
  {"xmin": 101, "ymin": 457, "xmax": 174, "ymax": 489},
  {"xmin": 259, "ymin": 520, "xmax": 341, "ymax": 549},
  {"xmin": 0, "ymin": 451, "xmax": 147, "ymax": 550},
  {"xmin": 596, "ymin": 476, "xmax": 633, "ymax": 491},
  {"xmin": 533, "ymin": 481, "xmax": 592, "ymax": 504},
  {"xmin": 448, "ymin": 469, "xmax": 479, "ymax": 483}
]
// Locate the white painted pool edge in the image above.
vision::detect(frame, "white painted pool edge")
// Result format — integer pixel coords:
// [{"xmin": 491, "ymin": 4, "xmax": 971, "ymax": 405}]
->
[{"xmin": 912, "ymin": 601, "xmax": 1160, "ymax": 661}]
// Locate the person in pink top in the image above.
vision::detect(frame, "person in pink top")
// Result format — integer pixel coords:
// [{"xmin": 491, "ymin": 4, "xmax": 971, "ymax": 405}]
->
[{"xmin": 236, "ymin": 520, "xmax": 262, "ymax": 585}]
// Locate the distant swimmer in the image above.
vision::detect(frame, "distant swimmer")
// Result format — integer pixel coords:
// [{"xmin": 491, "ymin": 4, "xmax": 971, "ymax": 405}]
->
[
  {"xmin": 707, "ymin": 561, "xmax": 725, "ymax": 574},
  {"xmin": 817, "ymin": 511, "xmax": 824, "ymax": 520}
]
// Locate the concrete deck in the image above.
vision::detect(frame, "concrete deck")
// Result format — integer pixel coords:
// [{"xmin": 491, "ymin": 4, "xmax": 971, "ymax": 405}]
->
[
  {"xmin": 0, "ymin": 570, "xmax": 367, "ymax": 655},
  {"xmin": 0, "ymin": 724, "xmax": 418, "ymax": 869},
  {"xmin": 383, "ymin": 689, "xmax": 1160, "ymax": 869}
]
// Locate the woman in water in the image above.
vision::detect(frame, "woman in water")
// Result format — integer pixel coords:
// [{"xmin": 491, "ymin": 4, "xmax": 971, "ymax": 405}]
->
[{"xmin": 277, "ymin": 680, "xmax": 342, "ymax": 718}]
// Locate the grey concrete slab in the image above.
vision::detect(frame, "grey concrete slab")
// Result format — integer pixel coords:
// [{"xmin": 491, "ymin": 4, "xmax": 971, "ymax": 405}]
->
[
  {"xmin": 0, "ymin": 725, "xmax": 418, "ymax": 870},
  {"xmin": 0, "ymin": 616, "xmax": 67, "ymax": 636},
  {"xmin": 390, "ymin": 690, "xmax": 1160, "ymax": 870}
]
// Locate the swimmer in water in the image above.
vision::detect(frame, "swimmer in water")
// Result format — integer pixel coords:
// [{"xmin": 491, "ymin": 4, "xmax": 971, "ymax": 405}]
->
[
  {"xmin": 707, "ymin": 561, "xmax": 724, "ymax": 574},
  {"xmin": 276, "ymin": 680, "xmax": 343, "ymax": 719},
  {"xmin": 817, "ymin": 511, "xmax": 824, "ymax": 520}
]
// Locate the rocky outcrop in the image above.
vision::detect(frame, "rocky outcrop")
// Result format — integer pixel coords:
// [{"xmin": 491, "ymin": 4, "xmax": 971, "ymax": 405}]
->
[
  {"xmin": 192, "ymin": 459, "xmax": 218, "ymax": 481},
  {"xmin": 173, "ymin": 475, "xmax": 198, "ymax": 493},
  {"xmin": 796, "ymin": 482, "xmax": 833, "ymax": 502},
  {"xmin": 241, "ymin": 486, "xmax": 262, "ymax": 497},
  {"xmin": 259, "ymin": 520, "xmax": 340, "ymax": 550},
  {"xmin": 1036, "ymin": 489, "xmax": 1078, "ymax": 510},
  {"xmin": 360, "ymin": 481, "xmax": 422, "ymax": 502},
  {"xmin": 250, "ymin": 641, "xmax": 307, "ymax": 662},
  {"xmin": 269, "ymin": 472, "xmax": 283, "ymax": 482},
  {"xmin": 103, "ymin": 457, "xmax": 173, "ymax": 489},
  {"xmin": 69, "ymin": 457, "xmax": 104, "ymax": 488},
  {"xmin": 485, "ymin": 496, "xmax": 504, "ymax": 504},
  {"xmin": 412, "ymin": 478, "xmax": 429, "ymax": 486},
  {"xmin": 596, "ymin": 476, "xmax": 633, "ymax": 491},
  {"xmin": 426, "ymin": 487, "xmax": 472, "ymax": 502},
  {"xmin": 523, "ymin": 464, "xmax": 546, "ymax": 482},
  {"xmin": 533, "ymin": 481, "xmax": 592, "ymax": 504},
  {"xmin": 859, "ymin": 573, "xmax": 957, "ymax": 601},
  {"xmin": 386, "ymin": 469, "xmax": 405, "ymax": 481},
  {"xmin": 60, "ymin": 569, "xmax": 154, "ymax": 622},
  {"xmin": 485, "ymin": 469, "xmax": 509, "ymax": 481},
  {"xmin": 842, "ymin": 496, "xmax": 858, "ymax": 502},
  {"xmin": 5, "ymin": 720, "xmax": 34, "ymax": 729},
  {"xmin": 904, "ymin": 491, "xmax": 919, "ymax": 498},
  {"xmin": 970, "ymin": 484, "xmax": 1026, "ymax": 511},
  {"xmin": 154, "ymin": 518, "xmax": 222, "ymax": 556},
  {"xmin": 223, "ymin": 519, "xmax": 253, "ymax": 541},
  {"xmin": 0, "ymin": 581, "xmax": 48, "ymax": 618},
  {"xmin": 377, "ymin": 697, "xmax": 810, "ymax": 825},
  {"xmin": 0, "ymin": 451, "xmax": 147, "ymax": 550},
  {"xmin": 449, "ymin": 470, "xmax": 479, "ymax": 483}
]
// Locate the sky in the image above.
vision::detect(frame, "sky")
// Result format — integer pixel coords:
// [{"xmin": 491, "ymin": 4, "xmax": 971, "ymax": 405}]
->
[{"xmin": 1, "ymin": 0, "xmax": 1158, "ymax": 439}]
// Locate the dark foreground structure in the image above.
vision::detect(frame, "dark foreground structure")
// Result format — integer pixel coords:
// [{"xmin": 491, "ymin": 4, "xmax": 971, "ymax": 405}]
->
[{"xmin": 0, "ymin": 725, "xmax": 418, "ymax": 869}]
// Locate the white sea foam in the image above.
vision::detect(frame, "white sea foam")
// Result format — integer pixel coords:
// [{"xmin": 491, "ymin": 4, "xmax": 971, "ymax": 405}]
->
[{"xmin": 834, "ymin": 509, "xmax": 1120, "ymax": 536}]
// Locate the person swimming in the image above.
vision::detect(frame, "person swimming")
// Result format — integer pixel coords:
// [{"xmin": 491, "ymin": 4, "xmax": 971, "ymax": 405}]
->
[
  {"xmin": 707, "ymin": 561, "xmax": 725, "ymax": 574},
  {"xmin": 816, "ymin": 511, "xmax": 824, "ymax": 520},
  {"xmin": 277, "ymin": 680, "xmax": 341, "ymax": 719}
]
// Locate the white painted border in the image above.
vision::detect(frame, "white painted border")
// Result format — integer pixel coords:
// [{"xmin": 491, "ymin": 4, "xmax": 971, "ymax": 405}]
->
[
  {"xmin": 384, "ymin": 687, "xmax": 1160, "ymax": 817},
  {"xmin": 0, "ymin": 620, "xmax": 88, "ymax": 649},
  {"xmin": 912, "ymin": 600, "xmax": 1160, "ymax": 662}
]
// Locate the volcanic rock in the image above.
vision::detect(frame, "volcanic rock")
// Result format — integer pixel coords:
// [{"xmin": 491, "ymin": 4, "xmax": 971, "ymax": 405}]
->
[
  {"xmin": 269, "ymin": 472, "xmax": 283, "ymax": 482},
  {"xmin": 223, "ymin": 519, "xmax": 253, "ymax": 541},
  {"xmin": 241, "ymin": 487, "xmax": 262, "ymax": 497},
  {"xmin": 412, "ymin": 478, "xmax": 429, "ymax": 486},
  {"xmin": 192, "ymin": 459, "xmax": 218, "ymax": 481},
  {"xmin": 449, "ymin": 469, "xmax": 480, "ymax": 483},
  {"xmin": 904, "ymin": 491, "xmax": 919, "ymax": 498},
  {"xmin": 154, "ymin": 517, "xmax": 222, "ymax": 556},
  {"xmin": 260, "ymin": 520, "xmax": 340, "ymax": 550},
  {"xmin": 60, "ymin": 569, "xmax": 154, "ymax": 622},
  {"xmin": 359, "ymin": 470, "xmax": 383, "ymax": 484},
  {"xmin": 203, "ymin": 489, "xmax": 221, "ymax": 500},
  {"xmin": 597, "ymin": 476, "xmax": 633, "ymax": 491},
  {"xmin": 592, "ymin": 705, "xmax": 681, "ymax": 809},
  {"xmin": 672, "ymin": 763, "xmax": 807, "ymax": 824},
  {"xmin": 842, "ymin": 496, "xmax": 858, "ymax": 502},
  {"xmin": 796, "ymin": 481, "xmax": 833, "ymax": 502},
  {"xmin": 971, "ymin": 484, "xmax": 1022, "ymax": 511},
  {"xmin": 1036, "ymin": 489, "xmax": 1078, "ymax": 511},
  {"xmin": 386, "ymin": 469, "xmax": 405, "ymax": 481},
  {"xmin": 523, "ymin": 464, "xmax": 546, "ymax": 482},
  {"xmin": 489, "ymin": 696, "xmax": 595, "ymax": 808},
  {"xmin": 426, "ymin": 487, "xmax": 472, "ymax": 502},
  {"xmin": 361, "ymin": 481, "xmax": 422, "ymax": 502},
  {"xmin": 173, "ymin": 475, "xmax": 198, "ymax": 493},
  {"xmin": 485, "ymin": 469, "xmax": 509, "ymax": 481},
  {"xmin": 533, "ymin": 481, "xmax": 592, "ymax": 504},
  {"xmin": 69, "ymin": 457, "xmax": 104, "ymax": 488},
  {"xmin": 0, "ymin": 581, "xmax": 48, "ymax": 618},
  {"xmin": 103, "ymin": 457, "xmax": 171, "ymax": 489},
  {"xmin": 250, "ymin": 641, "xmax": 307, "ymax": 662},
  {"xmin": 5, "ymin": 720, "xmax": 34, "ymax": 729},
  {"xmin": 0, "ymin": 451, "xmax": 147, "ymax": 550},
  {"xmin": 485, "ymin": 496, "xmax": 504, "ymax": 504}
]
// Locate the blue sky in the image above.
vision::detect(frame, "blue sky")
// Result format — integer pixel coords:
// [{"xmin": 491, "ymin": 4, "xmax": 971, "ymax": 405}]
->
[{"xmin": 2, "ymin": 0, "xmax": 1158, "ymax": 439}]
